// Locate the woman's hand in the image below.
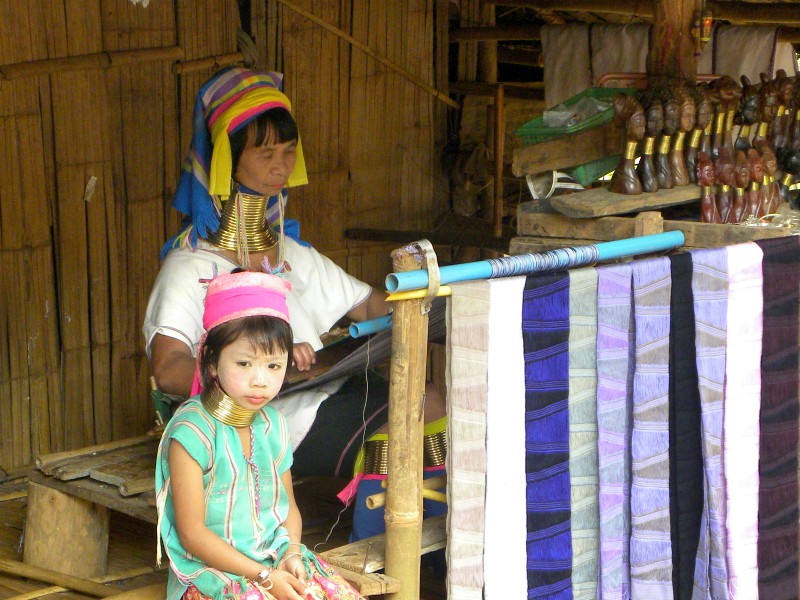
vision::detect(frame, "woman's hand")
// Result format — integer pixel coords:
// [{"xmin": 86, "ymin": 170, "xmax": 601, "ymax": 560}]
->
[
  {"xmin": 279, "ymin": 554, "xmax": 307, "ymax": 583},
  {"xmin": 264, "ymin": 569, "xmax": 306, "ymax": 600},
  {"xmin": 292, "ymin": 342, "xmax": 316, "ymax": 371}
]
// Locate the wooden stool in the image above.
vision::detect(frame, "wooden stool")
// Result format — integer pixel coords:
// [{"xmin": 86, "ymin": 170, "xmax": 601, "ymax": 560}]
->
[{"xmin": 23, "ymin": 480, "xmax": 110, "ymax": 577}]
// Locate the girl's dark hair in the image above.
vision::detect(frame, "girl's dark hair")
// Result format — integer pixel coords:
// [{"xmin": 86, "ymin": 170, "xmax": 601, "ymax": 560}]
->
[
  {"xmin": 230, "ymin": 107, "xmax": 299, "ymax": 173},
  {"xmin": 200, "ymin": 315, "xmax": 293, "ymax": 390}
]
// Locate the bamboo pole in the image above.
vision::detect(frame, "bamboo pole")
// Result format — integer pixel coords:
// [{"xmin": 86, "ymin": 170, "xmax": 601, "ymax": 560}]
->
[
  {"xmin": 384, "ymin": 244, "xmax": 430, "ymax": 600},
  {"xmin": 35, "ymin": 434, "xmax": 154, "ymax": 470},
  {"xmin": 171, "ymin": 52, "xmax": 245, "ymax": 75},
  {"xmin": 273, "ymin": 0, "xmax": 459, "ymax": 110},
  {"xmin": 0, "ymin": 559, "xmax": 118, "ymax": 598},
  {"xmin": 0, "ymin": 47, "xmax": 184, "ymax": 80}
]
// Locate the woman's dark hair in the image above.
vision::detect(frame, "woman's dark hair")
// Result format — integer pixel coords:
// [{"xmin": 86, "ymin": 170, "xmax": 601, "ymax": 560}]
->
[
  {"xmin": 230, "ymin": 107, "xmax": 299, "ymax": 173},
  {"xmin": 200, "ymin": 315, "xmax": 293, "ymax": 390}
]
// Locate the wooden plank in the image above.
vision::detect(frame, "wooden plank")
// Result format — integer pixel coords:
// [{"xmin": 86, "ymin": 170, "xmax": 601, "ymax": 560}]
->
[
  {"xmin": 90, "ymin": 454, "xmax": 155, "ymax": 491},
  {"xmin": 550, "ymin": 184, "xmax": 702, "ymax": 218},
  {"xmin": 331, "ymin": 566, "xmax": 400, "ymax": 596},
  {"xmin": 40, "ymin": 439, "xmax": 158, "ymax": 482},
  {"xmin": 320, "ymin": 514, "xmax": 446, "ymax": 575},
  {"xmin": 28, "ymin": 470, "xmax": 156, "ymax": 524},
  {"xmin": 513, "ymin": 210, "xmax": 793, "ymax": 248},
  {"xmin": 37, "ymin": 434, "xmax": 155, "ymax": 470},
  {"xmin": 512, "ymin": 121, "xmax": 625, "ymax": 177}
]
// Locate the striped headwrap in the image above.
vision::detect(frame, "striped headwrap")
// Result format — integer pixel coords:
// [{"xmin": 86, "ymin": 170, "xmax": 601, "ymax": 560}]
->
[{"xmin": 165, "ymin": 67, "xmax": 308, "ymax": 256}]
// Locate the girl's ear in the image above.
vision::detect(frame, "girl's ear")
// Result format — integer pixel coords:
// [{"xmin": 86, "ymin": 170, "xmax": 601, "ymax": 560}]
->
[{"xmin": 208, "ymin": 364, "xmax": 217, "ymax": 380}]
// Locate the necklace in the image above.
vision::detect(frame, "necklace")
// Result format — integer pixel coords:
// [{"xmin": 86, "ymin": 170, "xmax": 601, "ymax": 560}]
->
[{"xmin": 201, "ymin": 384, "xmax": 259, "ymax": 427}]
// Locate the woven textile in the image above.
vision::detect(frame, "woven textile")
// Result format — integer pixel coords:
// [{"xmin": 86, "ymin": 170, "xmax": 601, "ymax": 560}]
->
[
  {"xmin": 596, "ymin": 264, "xmax": 634, "ymax": 600},
  {"xmin": 484, "ymin": 277, "xmax": 528, "ymax": 598},
  {"xmin": 567, "ymin": 268, "xmax": 600, "ymax": 598},
  {"xmin": 690, "ymin": 247, "xmax": 729, "ymax": 599},
  {"xmin": 755, "ymin": 236, "xmax": 800, "ymax": 600},
  {"xmin": 523, "ymin": 272, "xmax": 573, "ymax": 599},
  {"xmin": 446, "ymin": 280, "xmax": 490, "ymax": 599},
  {"xmin": 667, "ymin": 253, "xmax": 703, "ymax": 600},
  {"xmin": 629, "ymin": 257, "xmax": 673, "ymax": 600},
  {"xmin": 723, "ymin": 243, "xmax": 763, "ymax": 598}
]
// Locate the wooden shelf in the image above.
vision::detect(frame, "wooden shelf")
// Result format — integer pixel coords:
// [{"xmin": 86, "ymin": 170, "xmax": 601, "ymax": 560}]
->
[{"xmin": 549, "ymin": 183, "xmax": 702, "ymax": 218}]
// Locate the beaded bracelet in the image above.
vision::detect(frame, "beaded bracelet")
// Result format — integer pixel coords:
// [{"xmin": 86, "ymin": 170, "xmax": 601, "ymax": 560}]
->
[{"xmin": 254, "ymin": 567, "xmax": 273, "ymax": 591}]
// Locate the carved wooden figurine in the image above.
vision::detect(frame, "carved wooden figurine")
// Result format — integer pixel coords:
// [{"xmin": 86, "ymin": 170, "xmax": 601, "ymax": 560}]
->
[
  {"xmin": 715, "ymin": 147, "xmax": 736, "ymax": 223},
  {"xmin": 710, "ymin": 75, "xmax": 740, "ymax": 158},
  {"xmin": 636, "ymin": 89, "xmax": 662, "ymax": 193},
  {"xmin": 609, "ymin": 93, "xmax": 645, "ymax": 195},
  {"xmin": 697, "ymin": 151, "xmax": 720, "ymax": 223},
  {"xmin": 753, "ymin": 72, "xmax": 779, "ymax": 151},
  {"xmin": 698, "ymin": 82, "xmax": 718, "ymax": 158},
  {"xmin": 759, "ymin": 145, "xmax": 781, "ymax": 215},
  {"xmin": 732, "ymin": 149, "xmax": 750, "ymax": 223},
  {"xmin": 686, "ymin": 84, "xmax": 713, "ymax": 184},
  {"xmin": 734, "ymin": 75, "xmax": 761, "ymax": 152},
  {"xmin": 789, "ymin": 79, "xmax": 800, "ymax": 152},
  {"xmin": 745, "ymin": 148, "xmax": 765, "ymax": 219},
  {"xmin": 772, "ymin": 69, "xmax": 793, "ymax": 150},
  {"xmin": 777, "ymin": 149, "xmax": 800, "ymax": 209},
  {"xmin": 655, "ymin": 87, "xmax": 678, "ymax": 190},
  {"xmin": 671, "ymin": 84, "xmax": 695, "ymax": 186}
]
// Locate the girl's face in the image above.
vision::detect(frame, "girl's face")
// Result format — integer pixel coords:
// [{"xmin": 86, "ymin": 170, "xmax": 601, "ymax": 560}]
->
[
  {"xmin": 210, "ymin": 336, "xmax": 289, "ymax": 411},
  {"xmin": 234, "ymin": 131, "xmax": 298, "ymax": 197}
]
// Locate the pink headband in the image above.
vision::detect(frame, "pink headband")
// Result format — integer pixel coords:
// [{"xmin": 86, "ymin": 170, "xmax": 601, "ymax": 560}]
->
[{"xmin": 191, "ymin": 271, "xmax": 291, "ymax": 396}]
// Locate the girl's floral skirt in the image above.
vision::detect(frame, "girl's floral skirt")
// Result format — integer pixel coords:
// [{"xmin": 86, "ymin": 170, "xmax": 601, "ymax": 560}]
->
[{"xmin": 182, "ymin": 557, "xmax": 364, "ymax": 600}]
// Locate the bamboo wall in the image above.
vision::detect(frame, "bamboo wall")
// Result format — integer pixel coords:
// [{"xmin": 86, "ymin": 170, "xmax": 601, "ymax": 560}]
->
[{"xmin": 0, "ymin": 1, "xmax": 447, "ymax": 469}]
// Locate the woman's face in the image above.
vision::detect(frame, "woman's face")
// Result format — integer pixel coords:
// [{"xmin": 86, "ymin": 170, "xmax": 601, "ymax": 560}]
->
[
  {"xmin": 696, "ymin": 100, "xmax": 712, "ymax": 129},
  {"xmin": 234, "ymin": 130, "xmax": 298, "ymax": 197},
  {"xmin": 679, "ymin": 100, "xmax": 696, "ymax": 132}
]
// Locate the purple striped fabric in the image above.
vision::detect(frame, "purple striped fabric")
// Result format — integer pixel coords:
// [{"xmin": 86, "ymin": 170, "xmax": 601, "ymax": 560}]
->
[
  {"xmin": 523, "ymin": 272, "xmax": 573, "ymax": 599},
  {"xmin": 629, "ymin": 257, "xmax": 673, "ymax": 600},
  {"xmin": 596, "ymin": 264, "xmax": 634, "ymax": 599},
  {"xmin": 690, "ymin": 247, "xmax": 729, "ymax": 598}
]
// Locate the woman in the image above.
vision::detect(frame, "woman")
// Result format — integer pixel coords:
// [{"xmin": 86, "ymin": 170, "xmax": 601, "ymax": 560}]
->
[{"xmin": 144, "ymin": 67, "xmax": 446, "ymax": 542}]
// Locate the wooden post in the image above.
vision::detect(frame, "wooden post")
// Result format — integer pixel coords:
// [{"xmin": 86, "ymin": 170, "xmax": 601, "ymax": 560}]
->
[
  {"xmin": 648, "ymin": 0, "xmax": 696, "ymax": 82},
  {"xmin": 384, "ymin": 245, "xmax": 430, "ymax": 600},
  {"xmin": 634, "ymin": 211, "xmax": 665, "ymax": 236},
  {"xmin": 493, "ymin": 83, "xmax": 505, "ymax": 239},
  {"xmin": 23, "ymin": 481, "xmax": 109, "ymax": 578}
]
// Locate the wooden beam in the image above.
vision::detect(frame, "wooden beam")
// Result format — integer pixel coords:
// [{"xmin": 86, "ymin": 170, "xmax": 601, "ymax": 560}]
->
[
  {"xmin": 489, "ymin": 0, "xmax": 800, "ymax": 26},
  {"xmin": 450, "ymin": 80, "xmax": 544, "ymax": 100},
  {"xmin": 511, "ymin": 121, "xmax": 625, "ymax": 177},
  {"xmin": 451, "ymin": 23, "xmax": 800, "ymax": 44},
  {"xmin": 498, "ymin": 46, "xmax": 542, "ymax": 67},
  {"xmin": 649, "ymin": 0, "xmax": 695, "ymax": 80}
]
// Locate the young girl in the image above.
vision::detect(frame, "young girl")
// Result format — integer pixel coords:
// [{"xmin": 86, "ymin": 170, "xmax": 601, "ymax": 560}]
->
[{"xmin": 155, "ymin": 271, "xmax": 363, "ymax": 600}]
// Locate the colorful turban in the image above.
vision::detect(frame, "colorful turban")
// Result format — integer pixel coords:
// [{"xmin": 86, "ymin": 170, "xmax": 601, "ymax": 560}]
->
[
  {"xmin": 165, "ymin": 67, "xmax": 308, "ymax": 256},
  {"xmin": 191, "ymin": 270, "xmax": 292, "ymax": 396}
]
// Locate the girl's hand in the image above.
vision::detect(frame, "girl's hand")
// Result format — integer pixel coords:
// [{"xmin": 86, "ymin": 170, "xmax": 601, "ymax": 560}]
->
[
  {"xmin": 292, "ymin": 342, "xmax": 316, "ymax": 371},
  {"xmin": 279, "ymin": 554, "xmax": 307, "ymax": 583},
  {"xmin": 264, "ymin": 569, "xmax": 306, "ymax": 600}
]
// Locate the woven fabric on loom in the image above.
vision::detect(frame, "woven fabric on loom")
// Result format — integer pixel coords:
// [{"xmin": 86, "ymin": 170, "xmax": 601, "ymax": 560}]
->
[
  {"xmin": 667, "ymin": 253, "xmax": 703, "ymax": 600},
  {"xmin": 755, "ymin": 236, "xmax": 800, "ymax": 599},
  {"xmin": 630, "ymin": 257, "xmax": 673, "ymax": 599},
  {"xmin": 522, "ymin": 272, "xmax": 573, "ymax": 599},
  {"xmin": 690, "ymin": 247, "xmax": 730, "ymax": 598},
  {"xmin": 723, "ymin": 243, "xmax": 763, "ymax": 598},
  {"xmin": 484, "ymin": 277, "xmax": 528, "ymax": 598},
  {"xmin": 567, "ymin": 268, "xmax": 600, "ymax": 597},
  {"xmin": 445, "ymin": 280, "xmax": 489, "ymax": 600},
  {"xmin": 596, "ymin": 263, "xmax": 634, "ymax": 599}
]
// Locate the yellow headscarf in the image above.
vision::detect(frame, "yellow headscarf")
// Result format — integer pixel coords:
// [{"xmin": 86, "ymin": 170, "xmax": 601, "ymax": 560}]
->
[{"xmin": 208, "ymin": 88, "xmax": 308, "ymax": 198}]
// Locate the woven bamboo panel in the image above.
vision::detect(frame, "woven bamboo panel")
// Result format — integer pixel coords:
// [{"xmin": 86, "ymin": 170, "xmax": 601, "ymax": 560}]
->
[{"xmin": 0, "ymin": 0, "xmax": 240, "ymax": 468}]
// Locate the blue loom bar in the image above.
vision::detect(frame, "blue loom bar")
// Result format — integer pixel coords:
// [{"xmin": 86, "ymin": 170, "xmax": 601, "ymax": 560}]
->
[
  {"xmin": 349, "ymin": 314, "xmax": 393, "ymax": 338},
  {"xmin": 386, "ymin": 231, "xmax": 685, "ymax": 292}
]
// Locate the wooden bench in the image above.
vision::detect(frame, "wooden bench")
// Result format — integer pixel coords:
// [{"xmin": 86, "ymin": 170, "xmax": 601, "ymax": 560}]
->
[{"xmin": 22, "ymin": 435, "xmax": 416, "ymax": 596}]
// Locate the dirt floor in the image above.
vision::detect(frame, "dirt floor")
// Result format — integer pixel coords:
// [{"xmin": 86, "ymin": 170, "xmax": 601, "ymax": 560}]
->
[{"xmin": 0, "ymin": 475, "xmax": 446, "ymax": 599}]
